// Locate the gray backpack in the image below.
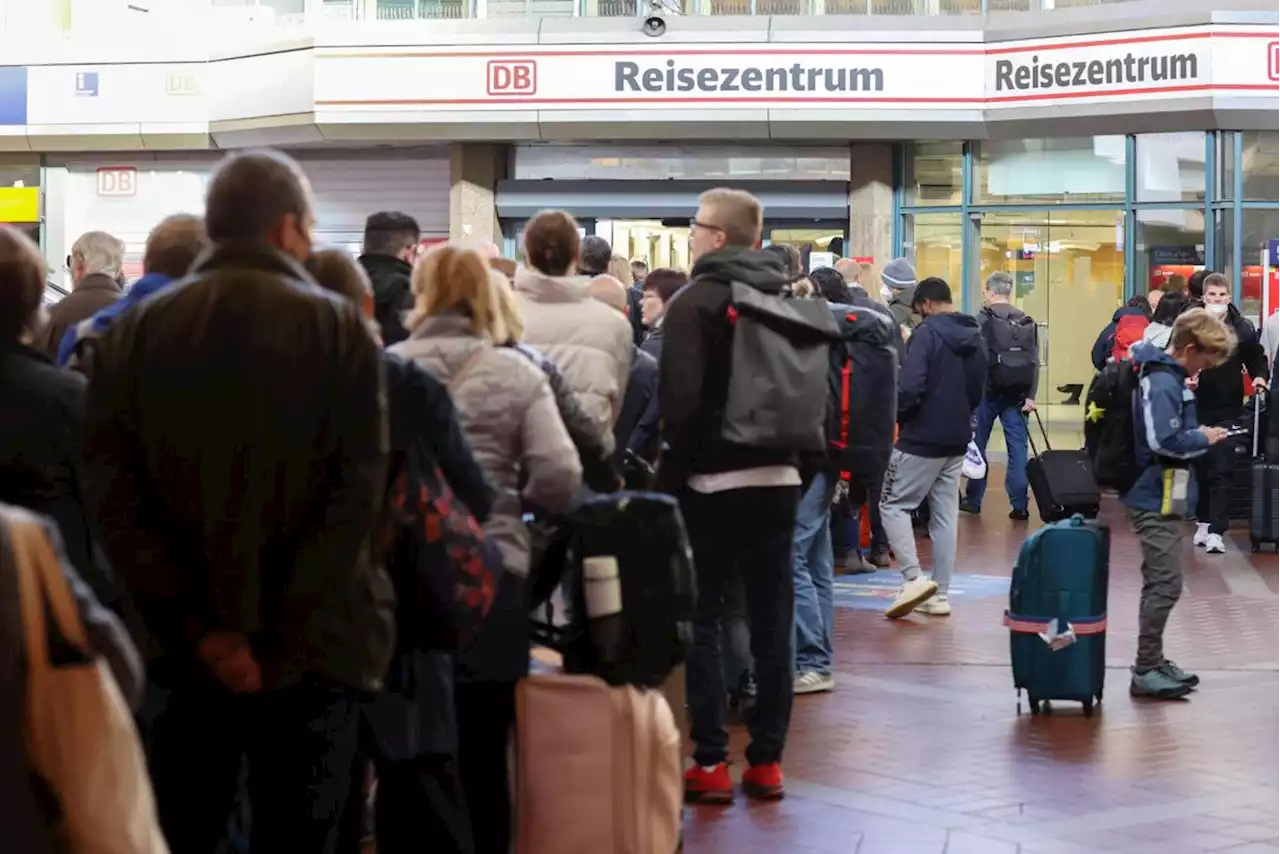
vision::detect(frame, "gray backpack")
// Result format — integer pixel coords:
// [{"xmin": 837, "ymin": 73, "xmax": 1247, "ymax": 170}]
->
[{"xmin": 721, "ymin": 281, "xmax": 842, "ymax": 451}]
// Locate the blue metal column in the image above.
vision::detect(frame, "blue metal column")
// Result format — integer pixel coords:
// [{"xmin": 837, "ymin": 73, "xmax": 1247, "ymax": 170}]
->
[
  {"xmin": 1232, "ymin": 132, "xmax": 1246, "ymax": 303},
  {"xmin": 891, "ymin": 144, "xmax": 904, "ymax": 259},
  {"xmin": 1203, "ymin": 131, "xmax": 1216, "ymax": 269},
  {"xmin": 960, "ymin": 142, "xmax": 975, "ymax": 311},
  {"xmin": 1123, "ymin": 135, "xmax": 1137, "ymax": 300}
]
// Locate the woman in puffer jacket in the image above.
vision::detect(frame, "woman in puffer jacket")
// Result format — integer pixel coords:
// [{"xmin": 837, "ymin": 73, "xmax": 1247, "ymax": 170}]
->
[{"xmin": 390, "ymin": 243, "xmax": 582, "ymax": 854}]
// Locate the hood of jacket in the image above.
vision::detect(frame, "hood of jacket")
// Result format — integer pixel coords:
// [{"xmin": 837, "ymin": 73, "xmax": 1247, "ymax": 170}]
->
[
  {"xmin": 359, "ymin": 252, "xmax": 413, "ymax": 301},
  {"xmin": 689, "ymin": 247, "xmax": 789, "ymax": 294},
  {"xmin": 513, "ymin": 267, "xmax": 592, "ymax": 304},
  {"xmin": 1111, "ymin": 304, "xmax": 1149, "ymax": 323},
  {"xmin": 1130, "ymin": 340, "xmax": 1183, "ymax": 371},
  {"xmin": 126, "ymin": 272, "xmax": 175, "ymax": 303},
  {"xmin": 921, "ymin": 311, "xmax": 983, "ymax": 356},
  {"xmin": 1141, "ymin": 321, "xmax": 1173, "ymax": 350}
]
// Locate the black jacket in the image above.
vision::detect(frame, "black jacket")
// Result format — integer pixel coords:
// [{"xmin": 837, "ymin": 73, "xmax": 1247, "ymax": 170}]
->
[
  {"xmin": 627, "ymin": 285, "xmax": 645, "ymax": 347},
  {"xmin": 1196, "ymin": 305, "xmax": 1270, "ymax": 425},
  {"xmin": 897, "ymin": 311, "xmax": 988, "ymax": 458},
  {"xmin": 361, "ymin": 253, "xmax": 414, "ymax": 347},
  {"xmin": 614, "ymin": 345, "xmax": 658, "ymax": 463},
  {"xmin": 81, "ymin": 243, "xmax": 396, "ymax": 692},
  {"xmin": 659, "ymin": 247, "xmax": 799, "ymax": 489}
]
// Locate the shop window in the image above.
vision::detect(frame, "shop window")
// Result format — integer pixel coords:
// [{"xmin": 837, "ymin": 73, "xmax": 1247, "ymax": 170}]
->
[
  {"xmin": 974, "ymin": 137, "xmax": 1126, "ymax": 205},
  {"xmin": 1135, "ymin": 132, "xmax": 1206, "ymax": 203},
  {"xmin": 1241, "ymin": 131, "xmax": 1279, "ymax": 202},
  {"xmin": 902, "ymin": 142, "xmax": 963, "ymax": 207},
  {"xmin": 902, "ymin": 213, "xmax": 964, "ymax": 293},
  {"xmin": 1134, "ymin": 209, "xmax": 1206, "ymax": 296},
  {"xmin": 1234, "ymin": 208, "xmax": 1279, "ymax": 321}
]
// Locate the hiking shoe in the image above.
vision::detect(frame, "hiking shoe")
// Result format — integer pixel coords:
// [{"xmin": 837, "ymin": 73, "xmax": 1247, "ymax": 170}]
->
[
  {"xmin": 959, "ymin": 497, "xmax": 980, "ymax": 515},
  {"xmin": 684, "ymin": 763, "xmax": 733, "ymax": 805},
  {"xmin": 884, "ymin": 576, "xmax": 938, "ymax": 620},
  {"xmin": 867, "ymin": 547, "xmax": 892, "ymax": 568},
  {"xmin": 794, "ymin": 670, "xmax": 835, "ymax": 694},
  {"xmin": 1193, "ymin": 522, "xmax": 1210, "ymax": 547},
  {"xmin": 1009, "ymin": 508, "xmax": 1030, "ymax": 521},
  {"xmin": 1159, "ymin": 660, "xmax": 1200, "ymax": 688},
  {"xmin": 916, "ymin": 595, "xmax": 952, "ymax": 616},
  {"xmin": 1130, "ymin": 667, "xmax": 1194, "ymax": 699},
  {"xmin": 1205, "ymin": 533, "xmax": 1226, "ymax": 554},
  {"xmin": 742, "ymin": 763, "xmax": 785, "ymax": 800}
]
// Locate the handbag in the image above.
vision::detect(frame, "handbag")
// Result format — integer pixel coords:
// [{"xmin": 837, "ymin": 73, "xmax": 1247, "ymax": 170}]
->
[
  {"xmin": 8, "ymin": 506, "xmax": 168, "ymax": 854},
  {"xmin": 963, "ymin": 437, "xmax": 988, "ymax": 481}
]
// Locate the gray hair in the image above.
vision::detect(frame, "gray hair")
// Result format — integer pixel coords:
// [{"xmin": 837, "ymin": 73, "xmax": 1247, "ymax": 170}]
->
[
  {"xmin": 71, "ymin": 230, "xmax": 125, "ymax": 279},
  {"xmin": 985, "ymin": 271, "xmax": 1014, "ymax": 298}
]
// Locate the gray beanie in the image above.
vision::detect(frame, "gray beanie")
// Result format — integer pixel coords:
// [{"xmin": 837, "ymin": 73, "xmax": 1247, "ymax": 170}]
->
[{"xmin": 881, "ymin": 257, "xmax": 917, "ymax": 290}]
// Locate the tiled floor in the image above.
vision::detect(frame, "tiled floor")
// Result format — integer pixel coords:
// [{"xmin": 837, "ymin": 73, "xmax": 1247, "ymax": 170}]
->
[{"xmin": 686, "ymin": 472, "xmax": 1279, "ymax": 854}]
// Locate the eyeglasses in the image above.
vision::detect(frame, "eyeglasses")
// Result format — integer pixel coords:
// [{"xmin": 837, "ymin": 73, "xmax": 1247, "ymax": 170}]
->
[{"xmin": 691, "ymin": 219, "xmax": 724, "ymax": 233}]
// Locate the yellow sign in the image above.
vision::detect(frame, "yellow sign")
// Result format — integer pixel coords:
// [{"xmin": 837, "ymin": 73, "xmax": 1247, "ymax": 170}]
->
[{"xmin": 0, "ymin": 187, "xmax": 39, "ymax": 223}]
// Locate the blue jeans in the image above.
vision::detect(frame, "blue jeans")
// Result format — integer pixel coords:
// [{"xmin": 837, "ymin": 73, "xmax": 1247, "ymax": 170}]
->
[
  {"xmin": 965, "ymin": 396, "xmax": 1029, "ymax": 512},
  {"xmin": 792, "ymin": 471, "xmax": 836, "ymax": 676}
]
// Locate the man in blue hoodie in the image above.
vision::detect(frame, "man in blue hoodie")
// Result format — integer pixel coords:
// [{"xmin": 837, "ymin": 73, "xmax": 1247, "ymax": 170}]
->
[
  {"xmin": 879, "ymin": 277, "xmax": 987, "ymax": 620},
  {"xmin": 59, "ymin": 214, "xmax": 208, "ymax": 372},
  {"xmin": 1125, "ymin": 309, "xmax": 1232, "ymax": 699}
]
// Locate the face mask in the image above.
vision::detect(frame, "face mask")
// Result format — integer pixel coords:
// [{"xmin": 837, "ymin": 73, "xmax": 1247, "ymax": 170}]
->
[
  {"xmin": 1206, "ymin": 302, "xmax": 1228, "ymax": 316},
  {"xmin": 881, "ymin": 285, "xmax": 895, "ymax": 302}
]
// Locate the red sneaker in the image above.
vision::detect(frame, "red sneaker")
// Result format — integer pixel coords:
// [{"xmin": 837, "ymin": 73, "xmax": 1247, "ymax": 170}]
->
[
  {"xmin": 742, "ymin": 763, "xmax": 785, "ymax": 800},
  {"xmin": 684, "ymin": 763, "xmax": 733, "ymax": 805}
]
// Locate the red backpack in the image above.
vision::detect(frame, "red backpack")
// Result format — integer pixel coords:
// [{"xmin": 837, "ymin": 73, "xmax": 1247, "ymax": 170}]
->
[{"xmin": 1111, "ymin": 313, "xmax": 1150, "ymax": 363}]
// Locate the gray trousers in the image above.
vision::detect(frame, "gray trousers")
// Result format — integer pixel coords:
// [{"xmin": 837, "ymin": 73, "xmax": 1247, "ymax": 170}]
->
[
  {"xmin": 1128, "ymin": 509, "xmax": 1185, "ymax": 673},
  {"xmin": 879, "ymin": 450, "xmax": 963, "ymax": 595}
]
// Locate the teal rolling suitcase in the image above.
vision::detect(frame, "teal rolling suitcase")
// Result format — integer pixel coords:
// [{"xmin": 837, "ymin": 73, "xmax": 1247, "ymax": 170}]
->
[{"xmin": 1006, "ymin": 514, "xmax": 1109, "ymax": 717}]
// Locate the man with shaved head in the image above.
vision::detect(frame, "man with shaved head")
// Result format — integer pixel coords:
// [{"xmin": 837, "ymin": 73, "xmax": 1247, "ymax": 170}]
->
[{"xmin": 82, "ymin": 148, "xmax": 393, "ymax": 854}]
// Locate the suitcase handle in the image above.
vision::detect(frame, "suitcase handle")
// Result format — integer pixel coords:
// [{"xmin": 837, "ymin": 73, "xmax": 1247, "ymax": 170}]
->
[
  {"xmin": 1026, "ymin": 408, "xmax": 1052, "ymax": 457},
  {"xmin": 1253, "ymin": 397, "xmax": 1265, "ymax": 461}
]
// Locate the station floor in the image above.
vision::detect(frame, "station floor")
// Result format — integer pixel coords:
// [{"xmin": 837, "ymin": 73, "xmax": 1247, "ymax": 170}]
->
[{"xmin": 687, "ymin": 470, "xmax": 1280, "ymax": 854}]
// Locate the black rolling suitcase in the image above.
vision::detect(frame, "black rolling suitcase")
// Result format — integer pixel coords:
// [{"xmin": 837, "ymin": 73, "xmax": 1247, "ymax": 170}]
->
[
  {"xmin": 1026, "ymin": 410, "xmax": 1101, "ymax": 523},
  {"xmin": 1249, "ymin": 398, "xmax": 1279, "ymax": 553}
]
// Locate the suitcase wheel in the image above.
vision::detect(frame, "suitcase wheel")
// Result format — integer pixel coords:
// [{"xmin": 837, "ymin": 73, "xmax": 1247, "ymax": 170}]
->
[
  {"xmin": 1082, "ymin": 698, "xmax": 1095, "ymax": 718},
  {"xmin": 1028, "ymin": 699, "xmax": 1051, "ymax": 716}
]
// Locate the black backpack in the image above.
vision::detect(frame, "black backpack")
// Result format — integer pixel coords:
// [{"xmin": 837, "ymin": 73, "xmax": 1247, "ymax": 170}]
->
[
  {"xmin": 827, "ymin": 306, "xmax": 898, "ymax": 488},
  {"xmin": 1084, "ymin": 359, "xmax": 1173, "ymax": 493},
  {"xmin": 981, "ymin": 308, "xmax": 1038, "ymax": 394}
]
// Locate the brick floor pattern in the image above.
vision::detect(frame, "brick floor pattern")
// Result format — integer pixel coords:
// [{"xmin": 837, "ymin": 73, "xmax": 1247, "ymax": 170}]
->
[{"xmin": 685, "ymin": 482, "xmax": 1280, "ymax": 854}]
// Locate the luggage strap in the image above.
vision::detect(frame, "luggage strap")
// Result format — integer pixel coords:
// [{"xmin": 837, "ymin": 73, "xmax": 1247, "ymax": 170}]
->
[{"xmin": 1003, "ymin": 611, "xmax": 1107, "ymax": 636}]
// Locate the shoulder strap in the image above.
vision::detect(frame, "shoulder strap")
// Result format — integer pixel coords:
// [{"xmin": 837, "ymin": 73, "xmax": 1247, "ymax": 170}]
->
[{"xmin": 448, "ymin": 348, "xmax": 487, "ymax": 394}]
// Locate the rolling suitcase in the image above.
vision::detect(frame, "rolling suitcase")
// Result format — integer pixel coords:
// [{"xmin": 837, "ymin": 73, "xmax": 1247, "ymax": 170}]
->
[
  {"xmin": 1006, "ymin": 514, "xmax": 1108, "ymax": 717},
  {"xmin": 1249, "ymin": 398, "xmax": 1279, "ymax": 553},
  {"xmin": 1026, "ymin": 410, "xmax": 1101, "ymax": 522}
]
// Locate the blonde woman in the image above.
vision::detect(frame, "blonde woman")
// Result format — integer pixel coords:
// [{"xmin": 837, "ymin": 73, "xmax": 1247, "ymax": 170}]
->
[{"xmin": 390, "ymin": 243, "xmax": 581, "ymax": 854}]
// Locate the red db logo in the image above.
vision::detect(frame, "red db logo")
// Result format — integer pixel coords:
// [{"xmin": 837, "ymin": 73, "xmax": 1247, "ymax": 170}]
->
[
  {"xmin": 1269, "ymin": 42, "xmax": 1279, "ymax": 82},
  {"xmin": 487, "ymin": 60, "xmax": 537, "ymax": 96}
]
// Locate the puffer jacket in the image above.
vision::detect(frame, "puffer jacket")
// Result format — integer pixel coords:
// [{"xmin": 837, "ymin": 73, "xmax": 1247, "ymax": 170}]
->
[
  {"xmin": 514, "ymin": 268, "xmax": 633, "ymax": 453},
  {"xmin": 390, "ymin": 311, "xmax": 582, "ymax": 577}
]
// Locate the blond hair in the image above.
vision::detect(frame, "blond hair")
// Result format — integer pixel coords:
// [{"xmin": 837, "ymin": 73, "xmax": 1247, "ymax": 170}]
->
[
  {"xmin": 406, "ymin": 243, "xmax": 496, "ymax": 338},
  {"xmin": 1170, "ymin": 307, "xmax": 1236, "ymax": 366},
  {"xmin": 488, "ymin": 269, "xmax": 524, "ymax": 343},
  {"xmin": 790, "ymin": 278, "xmax": 815, "ymax": 299},
  {"xmin": 608, "ymin": 254, "xmax": 632, "ymax": 287},
  {"xmin": 699, "ymin": 188, "xmax": 763, "ymax": 248}
]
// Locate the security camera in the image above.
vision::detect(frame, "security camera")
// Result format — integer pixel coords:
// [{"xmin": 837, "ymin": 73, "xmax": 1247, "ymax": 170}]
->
[{"xmin": 642, "ymin": 0, "xmax": 678, "ymax": 37}]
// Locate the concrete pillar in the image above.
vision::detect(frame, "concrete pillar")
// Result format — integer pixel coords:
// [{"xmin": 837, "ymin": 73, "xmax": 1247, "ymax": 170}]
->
[
  {"xmin": 848, "ymin": 142, "xmax": 894, "ymax": 297},
  {"xmin": 449, "ymin": 143, "xmax": 507, "ymax": 246}
]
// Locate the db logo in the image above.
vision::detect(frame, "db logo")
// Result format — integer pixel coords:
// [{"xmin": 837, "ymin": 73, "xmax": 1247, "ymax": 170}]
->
[
  {"xmin": 1269, "ymin": 42, "xmax": 1279, "ymax": 83},
  {"xmin": 487, "ymin": 60, "xmax": 536, "ymax": 96}
]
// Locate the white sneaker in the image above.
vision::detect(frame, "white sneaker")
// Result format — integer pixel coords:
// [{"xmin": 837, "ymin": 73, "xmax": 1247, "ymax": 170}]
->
[
  {"xmin": 917, "ymin": 595, "xmax": 952, "ymax": 616},
  {"xmin": 884, "ymin": 576, "xmax": 938, "ymax": 620},
  {"xmin": 1204, "ymin": 533, "xmax": 1226, "ymax": 554},
  {"xmin": 1193, "ymin": 522, "xmax": 1210, "ymax": 547},
  {"xmin": 794, "ymin": 670, "xmax": 835, "ymax": 694}
]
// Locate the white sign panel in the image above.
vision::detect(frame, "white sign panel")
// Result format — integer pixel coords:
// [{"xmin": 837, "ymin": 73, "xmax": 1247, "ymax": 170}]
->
[{"xmin": 25, "ymin": 63, "xmax": 207, "ymax": 125}]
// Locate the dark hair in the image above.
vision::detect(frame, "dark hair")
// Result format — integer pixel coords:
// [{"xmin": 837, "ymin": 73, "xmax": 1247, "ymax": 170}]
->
[
  {"xmin": 1153, "ymin": 291, "xmax": 1190, "ymax": 324},
  {"xmin": 1186, "ymin": 269, "xmax": 1210, "ymax": 299},
  {"xmin": 913, "ymin": 276, "xmax": 952, "ymax": 306},
  {"xmin": 761, "ymin": 243, "xmax": 802, "ymax": 278},
  {"xmin": 642, "ymin": 268, "xmax": 688, "ymax": 304},
  {"xmin": 1165, "ymin": 273, "xmax": 1187, "ymax": 294},
  {"xmin": 578, "ymin": 235, "xmax": 612, "ymax": 276},
  {"xmin": 524, "ymin": 210, "xmax": 581, "ymax": 276},
  {"xmin": 809, "ymin": 267, "xmax": 847, "ymax": 304},
  {"xmin": 363, "ymin": 211, "xmax": 420, "ymax": 257},
  {"xmin": 144, "ymin": 214, "xmax": 208, "ymax": 278},
  {"xmin": 204, "ymin": 149, "xmax": 312, "ymax": 244},
  {"xmin": 306, "ymin": 248, "xmax": 372, "ymax": 307},
  {"xmin": 0, "ymin": 225, "xmax": 47, "ymax": 342}
]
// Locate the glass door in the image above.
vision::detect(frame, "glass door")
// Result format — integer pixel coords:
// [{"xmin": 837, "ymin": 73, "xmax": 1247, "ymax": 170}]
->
[{"xmin": 978, "ymin": 210, "xmax": 1125, "ymax": 450}]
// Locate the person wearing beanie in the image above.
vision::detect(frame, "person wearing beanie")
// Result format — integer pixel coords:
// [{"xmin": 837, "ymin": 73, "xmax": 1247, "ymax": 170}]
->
[{"xmin": 881, "ymin": 257, "xmax": 918, "ymax": 358}]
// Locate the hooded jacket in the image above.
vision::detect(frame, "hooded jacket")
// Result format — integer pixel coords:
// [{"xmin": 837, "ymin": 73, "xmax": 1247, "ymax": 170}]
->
[
  {"xmin": 896, "ymin": 311, "xmax": 988, "ymax": 458},
  {"xmin": 1091, "ymin": 305, "xmax": 1150, "ymax": 371},
  {"xmin": 1124, "ymin": 342, "xmax": 1209, "ymax": 513},
  {"xmin": 658, "ymin": 247, "xmax": 800, "ymax": 489},
  {"xmin": 1195, "ymin": 304, "xmax": 1269, "ymax": 425},
  {"xmin": 360, "ymin": 253, "xmax": 414, "ymax": 347},
  {"xmin": 885, "ymin": 286, "xmax": 918, "ymax": 360},
  {"xmin": 57, "ymin": 272, "xmax": 175, "ymax": 369}
]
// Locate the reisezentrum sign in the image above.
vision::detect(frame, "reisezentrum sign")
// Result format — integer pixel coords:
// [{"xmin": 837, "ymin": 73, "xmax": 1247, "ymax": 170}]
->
[{"xmin": 314, "ymin": 26, "xmax": 1276, "ymax": 112}]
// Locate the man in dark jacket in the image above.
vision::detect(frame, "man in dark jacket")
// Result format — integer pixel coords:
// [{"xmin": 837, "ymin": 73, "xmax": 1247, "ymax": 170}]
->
[
  {"xmin": 663, "ymin": 188, "xmax": 801, "ymax": 806},
  {"xmin": 36, "ymin": 230, "xmax": 125, "ymax": 358},
  {"xmin": 360, "ymin": 211, "xmax": 420, "ymax": 346},
  {"xmin": 1090, "ymin": 296, "xmax": 1152, "ymax": 370},
  {"xmin": 880, "ymin": 277, "xmax": 987, "ymax": 621},
  {"xmin": 1192, "ymin": 273, "xmax": 1270, "ymax": 555},
  {"xmin": 82, "ymin": 149, "xmax": 394, "ymax": 854}
]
